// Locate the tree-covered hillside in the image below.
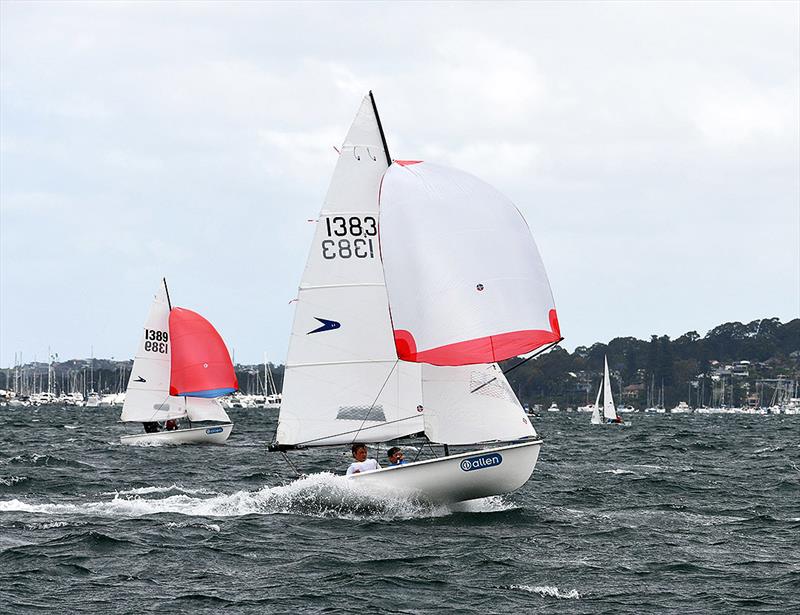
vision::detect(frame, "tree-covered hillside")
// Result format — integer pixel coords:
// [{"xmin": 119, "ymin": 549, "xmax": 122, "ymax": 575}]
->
[{"xmin": 503, "ymin": 317, "xmax": 799, "ymax": 409}]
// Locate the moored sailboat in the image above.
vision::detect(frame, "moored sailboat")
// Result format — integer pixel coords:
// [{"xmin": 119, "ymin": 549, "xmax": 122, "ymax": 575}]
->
[
  {"xmin": 119, "ymin": 279, "xmax": 238, "ymax": 445},
  {"xmin": 270, "ymin": 93, "xmax": 562, "ymax": 504},
  {"xmin": 590, "ymin": 355, "xmax": 623, "ymax": 425}
]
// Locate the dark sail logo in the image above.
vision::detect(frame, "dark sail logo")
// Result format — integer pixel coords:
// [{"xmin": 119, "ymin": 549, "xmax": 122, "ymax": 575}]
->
[
  {"xmin": 135, "ymin": 376, "xmax": 146, "ymax": 383},
  {"xmin": 308, "ymin": 317, "xmax": 341, "ymax": 334}
]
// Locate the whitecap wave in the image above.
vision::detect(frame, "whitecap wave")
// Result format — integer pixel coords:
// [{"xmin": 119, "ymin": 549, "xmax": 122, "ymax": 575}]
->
[
  {"xmin": 0, "ymin": 472, "xmax": 507, "ymax": 520},
  {"xmin": 64, "ymin": 425, "xmax": 79, "ymax": 430},
  {"xmin": 25, "ymin": 520, "xmax": 77, "ymax": 530},
  {"xmin": 165, "ymin": 521, "xmax": 221, "ymax": 532},
  {"xmin": 753, "ymin": 445, "xmax": 784, "ymax": 454},
  {"xmin": 510, "ymin": 585, "xmax": 581, "ymax": 599},
  {"xmin": 603, "ymin": 468, "xmax": 636, "ymax": 475},
  {"xmin": 0, "ymin": 476, "xmax": 27, "ymax": 486},
  {"xmin": 101, "ymin": 484, "xmax": 215, "ymax": 497}
]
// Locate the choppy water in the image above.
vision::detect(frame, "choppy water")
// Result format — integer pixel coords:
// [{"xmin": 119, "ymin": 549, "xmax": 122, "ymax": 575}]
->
[{"xmin": 1, "ymin": 407, "xmax": 798, "ymax": 613}]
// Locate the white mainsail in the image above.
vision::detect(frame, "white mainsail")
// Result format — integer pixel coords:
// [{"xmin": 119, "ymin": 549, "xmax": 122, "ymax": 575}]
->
[
  {"xmin": 602, "ymin": 355, "xmax": 618, "ymax": 421},
  {"xmin": 120, "ymin": 280, "xmax": 231, "ymax": 424},
  {"xmin": 275, "ymin": 95, "xmax": 424, "ymax": 447},
  {"xmin": 590, "ymin": 379, "xmax": 602, "ymax": 425}
]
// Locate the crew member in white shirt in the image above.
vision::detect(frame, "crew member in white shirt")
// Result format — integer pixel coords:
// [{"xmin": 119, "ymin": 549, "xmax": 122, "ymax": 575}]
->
[{"xmin": 346, "ymin": 443, "xmax": 381, "ymax": 475}]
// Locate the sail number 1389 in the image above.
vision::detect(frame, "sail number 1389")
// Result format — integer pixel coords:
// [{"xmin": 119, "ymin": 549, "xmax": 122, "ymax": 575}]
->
[
  {"xmin": 144, "ymin": 329, "xmax": 168, "ymax": 353},
  {"xmin": 321, "ymin": 216, "xmax": 377, "ymax": 260}
]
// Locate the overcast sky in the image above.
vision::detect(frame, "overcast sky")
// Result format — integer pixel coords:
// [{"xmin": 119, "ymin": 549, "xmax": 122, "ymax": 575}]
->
[{"xmin": 1, "ymin": 1, "xmax": 798, "ymax": 367}]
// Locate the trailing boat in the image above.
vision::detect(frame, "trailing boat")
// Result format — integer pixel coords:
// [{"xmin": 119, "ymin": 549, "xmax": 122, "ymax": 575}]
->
[
  {"xmin": 119, "ymin": 279, "xmax": 237, "ymax": 445},
  {"xmin": 270, "ymin": 93, "xmax": 562, "ymax": 504},
  {"xmin": 590, "ymin": 355, "xmax": 623, "ymax": 425}
]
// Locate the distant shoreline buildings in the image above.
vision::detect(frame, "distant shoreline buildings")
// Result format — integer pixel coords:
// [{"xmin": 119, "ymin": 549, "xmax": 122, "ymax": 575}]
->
[{"xmin": 2, "ymin": 317, "xmax": 798, "ymax": 412}]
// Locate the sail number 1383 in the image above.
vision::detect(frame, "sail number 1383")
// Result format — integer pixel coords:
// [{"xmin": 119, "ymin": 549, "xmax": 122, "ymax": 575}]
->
[{"xmin": 321, "ymin": 216, "xmax": 377, "ymax": 260}]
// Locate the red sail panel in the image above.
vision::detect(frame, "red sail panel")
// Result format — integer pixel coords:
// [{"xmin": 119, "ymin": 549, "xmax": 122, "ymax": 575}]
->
[
  {"xmin": 394, "ymin": 309, "xmax": 561, "ymax": 365},
  {"xmin": 168, "ymin": 307, "xmax": 238, "ymax": 398}
]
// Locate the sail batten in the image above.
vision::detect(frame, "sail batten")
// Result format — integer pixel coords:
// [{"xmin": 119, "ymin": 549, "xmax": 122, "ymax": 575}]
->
[
  {"xmin": 289, "ymin": 359, "xmax": 401, "ymax": 368},
  {"xmin": 300, "ymin": 282, "xmax": 386, "ymax": 290}
]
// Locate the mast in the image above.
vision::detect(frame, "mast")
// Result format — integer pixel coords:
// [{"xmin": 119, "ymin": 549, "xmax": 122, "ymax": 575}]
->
[
  {"xmin": 163, "ymin": 277, "xmax": 172, "ymax": 311},
  {"xmin": 263, "ymin": 352, "xmax": 268, "ymax": 397},
  {"xmin": 368, "ymin": 91, "xmax": 392, "ymax": 167}
]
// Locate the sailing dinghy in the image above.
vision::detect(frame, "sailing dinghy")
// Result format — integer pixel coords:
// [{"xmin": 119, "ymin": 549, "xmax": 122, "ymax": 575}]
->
[
  {"xmin": 590, "ymin": 355, "xmax": 622, "ymax": 425},
  {"xmin": 119, "ymin": 279, "xmax": 238, "ymax": 445},
  {"xmin": 271, "ymin": 93, "xmax": 562, "ymax": 504}
]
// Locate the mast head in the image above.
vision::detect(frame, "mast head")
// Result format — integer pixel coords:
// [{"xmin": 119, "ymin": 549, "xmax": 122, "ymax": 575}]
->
[{"xmin": 162, "ymin": 277, "xmax": 172, "ymax": 311}]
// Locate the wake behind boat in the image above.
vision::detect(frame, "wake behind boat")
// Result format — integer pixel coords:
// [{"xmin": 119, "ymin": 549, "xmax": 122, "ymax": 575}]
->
[
  {"xmin": 270, "ymin": 93, "xmax": 562, "ymax": 504},
  {"xmin": 119, "ymin": 279, "xmax": 238, "ymax": 445}
]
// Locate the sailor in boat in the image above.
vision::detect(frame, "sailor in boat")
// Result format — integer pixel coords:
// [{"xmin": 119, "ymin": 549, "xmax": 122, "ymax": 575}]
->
[
  {"xmin": 346, "ymin": 444, "xmax": 381, "ymax": 475},
  {"xmin": 165, "ymin": 419, "xmax": 178, "ymax": 431},
  {"xmin": 143, "ymin": 421, "xmax": 160, "ymax": 434},
  {"xmin": 386, "ymin": 447, "xmax": 408, "ymax": 466},
  {"xmin": 607, "ymin": 415, "xmax": 624, "ymax": 425}
]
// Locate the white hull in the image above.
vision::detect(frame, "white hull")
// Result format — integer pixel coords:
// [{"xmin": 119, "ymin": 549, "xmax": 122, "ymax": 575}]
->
[
  {"xmin": 120, "ymin": 423, "xmax": 233, "ymax": 446},
  {"xmin": 350, "ymin": 440, "xmax": 542, "ymax": 504}
]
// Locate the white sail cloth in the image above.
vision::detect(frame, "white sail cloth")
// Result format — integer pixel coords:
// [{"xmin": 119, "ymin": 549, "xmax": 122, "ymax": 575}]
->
[
  {"xmin": 591, "ymin": 377, "xmax": 603, "ymax": 424},
  {"xmin": 421, "ymin": 363, "xmax": 536, "ymax": 444},
  {"xmin": 276, "ymin": 95, "xmax": 425, "ymax": 447},
  {"xmin": 379, "ymin": 161, "xmax": 560, "ymax": 366},
  {"xmin": 603, "ymin": 355, "xmax": 618, "ymax": 421},
  {"xmin": 120, "ymin": 281, "xmax": 231, "ymax": 424}
]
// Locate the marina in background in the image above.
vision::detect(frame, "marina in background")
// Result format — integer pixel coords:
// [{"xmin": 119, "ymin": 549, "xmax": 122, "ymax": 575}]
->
[{"xmin": 2, "ymin": 316, "xmax": 797, "ymax": 414}]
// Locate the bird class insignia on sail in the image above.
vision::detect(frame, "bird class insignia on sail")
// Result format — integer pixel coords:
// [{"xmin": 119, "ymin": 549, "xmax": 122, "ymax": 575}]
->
[{"xmin": 307, "ymin": 317, "xmax": 341, "ymax": 335}]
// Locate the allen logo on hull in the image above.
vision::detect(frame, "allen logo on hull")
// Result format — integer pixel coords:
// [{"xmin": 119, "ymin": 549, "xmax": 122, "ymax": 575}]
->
[
  {"xmin": 308, "ymin": 317, "xmax": 341, "ymax": 334},
  {"xmin": 460, "ymin": 453, "xmax": 503, "ymax": 472}
]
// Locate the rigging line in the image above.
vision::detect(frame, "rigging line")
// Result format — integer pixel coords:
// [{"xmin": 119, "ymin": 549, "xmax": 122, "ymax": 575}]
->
[
  {"xmin": 280, "ymin": 450, "xmax": 302, "ymax": 479},
  {"xmin": 411, "ymin": 436, "xmax": 428, "ymax": 463},
  {"xmin": 295, "ymin": 413, "xmax": 419, "ymax": 448},
  {"xmin": 350, "ymin": 359, "xmax": 400, "ymax": 445},
  {"xmin": 145, "ymin": 393, "xmax": 175, "ymax": 423},
  {"xmin": 163, "ymin": 277, "xmax": 172, "ymax": 311},
  {"xmin": 469, "ymin": 338, "xmax": 564, "ymax": 394},
  {"xmin": 369, "ymin": 90, "xmax": 392, "ymax": 166}
]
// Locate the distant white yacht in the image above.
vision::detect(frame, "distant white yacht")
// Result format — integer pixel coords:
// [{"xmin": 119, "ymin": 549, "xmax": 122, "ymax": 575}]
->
[{"xmin": 670, "ymin": 401, "xmax": 692, "ymax": 413}]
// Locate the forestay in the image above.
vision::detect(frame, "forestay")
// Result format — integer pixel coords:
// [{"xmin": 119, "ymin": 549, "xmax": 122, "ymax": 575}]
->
[
  {"xmin": 276, "ymin": 94, "xmax": 425, "ymax": 447},
  {"xmin": 379, "ymin": 161, "xmax": 560, "ymax": 366}
]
